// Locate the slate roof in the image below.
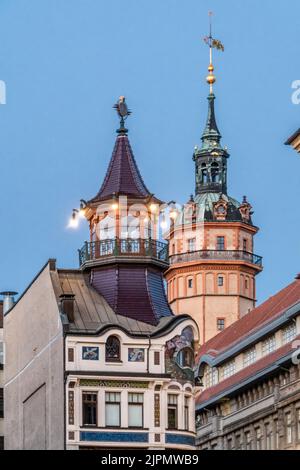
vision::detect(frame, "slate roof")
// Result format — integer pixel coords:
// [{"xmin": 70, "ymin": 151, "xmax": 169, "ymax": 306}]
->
[
  {"xmin": 90, "ymin": 134, "xmax": 151, "ymax": 202},
  {"xmin": 50, "ymin": 268, "xmax": 179, "ymax": 336}
]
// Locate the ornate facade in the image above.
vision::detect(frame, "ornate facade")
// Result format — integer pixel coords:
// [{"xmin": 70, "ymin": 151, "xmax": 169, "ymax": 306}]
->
[
  {"xmin": 195, "ymin": 275, "xmax": 300, "ymax": 450},
  {"xmin": 4, "ymin": 100, "xmax": 199, "ymax": 450},
  {"xmin": 164, "ymin": 39, "xmax": 262, "ymax": 344}
]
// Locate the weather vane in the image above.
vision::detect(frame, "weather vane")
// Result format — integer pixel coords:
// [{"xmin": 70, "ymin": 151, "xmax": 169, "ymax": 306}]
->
[
  {"xmin": 203, "ymin": 11, "xmax": 224, "ymax": 93},
  {"xmin": 113, "ymin": 96, "xmax": 131, "ymax": 134}
]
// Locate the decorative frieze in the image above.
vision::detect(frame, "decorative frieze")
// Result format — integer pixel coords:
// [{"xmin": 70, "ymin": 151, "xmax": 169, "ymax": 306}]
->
[{"xmin": 79, "ymin": 379, "xmax": 149, "ymax": 388}]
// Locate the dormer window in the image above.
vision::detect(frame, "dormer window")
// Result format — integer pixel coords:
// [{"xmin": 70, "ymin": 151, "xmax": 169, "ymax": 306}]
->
[{"xmin": 105, "ymin": 335, "xmax": 121, "ymax": 362}]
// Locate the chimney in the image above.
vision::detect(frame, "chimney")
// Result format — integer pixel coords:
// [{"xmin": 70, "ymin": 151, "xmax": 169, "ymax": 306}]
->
[
  {"xmin": 0, "ymin": 291, "xmax": 18, "ymax": 314},
  {"xmin": 60, "ymin": 293, "xmax": 75, "ymax": 322}
]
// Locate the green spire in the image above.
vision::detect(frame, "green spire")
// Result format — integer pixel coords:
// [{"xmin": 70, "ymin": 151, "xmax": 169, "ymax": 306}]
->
[{"xmin": 201, "ymin": 92, "xmax": 221, "ymax": 143}]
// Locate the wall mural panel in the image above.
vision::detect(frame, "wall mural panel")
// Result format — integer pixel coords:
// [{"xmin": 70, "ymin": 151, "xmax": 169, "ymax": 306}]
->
[{"xmin": 165, "ymin": 326, "xmax": 195, "ymax": 383}]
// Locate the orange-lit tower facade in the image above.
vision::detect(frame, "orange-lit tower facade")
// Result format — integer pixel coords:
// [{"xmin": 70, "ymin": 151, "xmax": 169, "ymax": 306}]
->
[{"xmin": 164, "ymin": 28, "xmax": 263, "ymax": 344}]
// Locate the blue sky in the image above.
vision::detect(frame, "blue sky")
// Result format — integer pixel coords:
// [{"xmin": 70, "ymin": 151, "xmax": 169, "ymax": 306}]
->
[{"xmin": 0, "ymin": 0, "xmax": 299, "ymax": 305}]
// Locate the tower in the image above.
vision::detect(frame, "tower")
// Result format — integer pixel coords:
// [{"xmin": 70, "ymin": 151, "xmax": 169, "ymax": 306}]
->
[
  {"xmin": 79, "ymin": 97, "xmax": 172, "ymax": 325},
  {"xmin": 164, "ymin": 24, "xmax": 263, "ymax": 344}
]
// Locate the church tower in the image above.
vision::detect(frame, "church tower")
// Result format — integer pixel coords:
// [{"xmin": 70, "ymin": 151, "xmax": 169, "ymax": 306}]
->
[{"xmin": 164, "ymin": 28, "xmax": 263, "ymax": 344}]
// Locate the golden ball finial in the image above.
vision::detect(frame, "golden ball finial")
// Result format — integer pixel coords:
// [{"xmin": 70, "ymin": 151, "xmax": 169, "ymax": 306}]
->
[
  {"xmin": 206, "ymin": 73, "xmax": 216, "ymax": 85},
  {"xmin": 206, "ymin": 62, "xmax": 216, "ymax": 86}
]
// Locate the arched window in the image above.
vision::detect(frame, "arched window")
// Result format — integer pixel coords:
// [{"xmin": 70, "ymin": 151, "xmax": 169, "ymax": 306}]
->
[
  {"xmin": 105, "ymin": 335, "xmax": 121, "ymax": 362},
  {"xmin": 176, "ymin": 347, "xmax": 194, "ymax": 369},
  {"xmin": 211, "ymin": 162, "xmax": 219, "ymax": 183},
  {"xmin": 201, "ymin": 163, "xmax": 208, "ymax": 183}
]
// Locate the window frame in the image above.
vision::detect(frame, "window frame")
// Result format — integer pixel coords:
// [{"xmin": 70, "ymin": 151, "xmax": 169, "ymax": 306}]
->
[
  {"xmin": 82, "ymin": 391, "xmax": 98, "ymax": 427},
  {"xmin": 105, "ymin": 335, "xmax": 121, "ymax": 363},
  {"xmin": 128, "ymin": 393, "xmax": 144, "ymax": 429},
  {"xmin": 217, "ymin": 318, "xmax": 225, "ymax": 331},
  {"xmin": 105, "ymin": 391, "xmax": 121, "ymax": 428},
  {"xmin": 216, "ymin": 236, "xmax": 225, "ymax": 251},
  {"xmin": 282, "ymin": 322, "xmax": 297, "ymax": 345},
  {"xmin": 262, "ymin": 335, "xmax": 276, "ymax": 356},
  {"xmin": 167, "ymin": 394, "xmax": 178, "ymax": 430}
]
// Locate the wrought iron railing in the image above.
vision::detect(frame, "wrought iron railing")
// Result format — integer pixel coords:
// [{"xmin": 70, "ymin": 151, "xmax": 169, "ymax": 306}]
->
[
  {"xmin": 79, "ymin": 238, "xmax": 169, "ymax": 266},
  {"xmin": 170, "ymin": 249, "xmax": 263, "ymax": 267}
]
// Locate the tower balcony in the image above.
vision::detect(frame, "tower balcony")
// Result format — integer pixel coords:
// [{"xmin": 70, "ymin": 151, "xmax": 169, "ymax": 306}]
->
[
  {"xmin": 169, "ymin": 249, "xmax": 263, "ymax": 268},
  {"xmin": 78, "ymin": 238, "xmax": 169, "ymax": 269}
]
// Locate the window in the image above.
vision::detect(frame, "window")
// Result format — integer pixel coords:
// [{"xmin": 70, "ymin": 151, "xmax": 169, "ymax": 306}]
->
[
  {"xmin": 235, "ymin": 434, "xmax": 241, "ymax": 450},
  {"xmin": 201, "ymin": 164, "xmax": 208, "ymax": 183},
  {"xmin": 282, "ymin": 322, "xmax": 297, "ymax": 344},
  {"xmin": 105, "ymin": 336, "xmax": 121, "ymax": 362},
  {"xmin": 184, "ymin": 397, "xmax": 189, "ymax": 431},
  {"xmin": 265, "ymin": 422, "xmax": 273, "ymax": 450},
  {"xmin": 262, "ymin": 335, "xmax": 276, "ymax": 355},
  {"xmin": 68, "ymin": 348, "xmax": 74, "ymax": 362},
  {"xmin": 128, "ymin": 393, "xmax": 144, "ymax": 428},
  {"xmin": 255, "ymin": 427, "xmax": 262, "ymax": 450},
  {"xmin": 105, "ymin": 392, "xmax": 121, "ymax": 427},
  {"xmin": 243, "ymin": 238, "xmax": 247, "ymax": 251},
  {"xmin": 0, "ymin": 342, "xmax": 3, "ymax": 368},
  {"xmin": 82, "ymin": 392, "xmax": 97, "ymax": 426},
  {"xmin": 243, "ymin": 347, "xmax": 256, "ymax": 367},
  {"xmin": 211, "ymin": 162, "xmax": 219, "ymax": 182},
  {"xmin": 216, "ymin": 236, "xmax": 225, "ymax": 250},
  {"xmin": 154, "ymin": 351, "xmax": 160, "ymax": 366},
  {"xmin": 245, "ymin": 431, "xmax": 252, "ymax": 450},
  {"xmin": 275, "ymin": 419, "xmax": 280, "ymax": 449},
  {"xmin": 227, "ymin": 437, "xmax": 233, "ymax": 450},
  {"xmin": 217, "ymin": 318, "xmax": 225, "ymax": 331},
  {"xmin": 286, "ymin": 412, "xmax": 292, "ymax": 444},
  {"xmin": 221, "ymin": 360, "xmax": 236, "ymax": 380},
  {"xmin": 177, "ymin": 347, "xmax": 194, "ymax": 368},
  {"xmin": 204, "ymin": 366, "xmax": 218, "ymax": 387},
  {"xmin": 187, "ymin": 238, "xmax": 196, "ymax": 252},
  {"xmin": 0, "ymin": 388, "xmax": 3, "ymax": 418},
  {"xmin": 188, "ymin": 278, "xmax": 193, "ymax": 289},
  {"xmin": 217, "ymin": 275, "xmax": 224, "ymax": 287},
  {"xmin": 167, "ymin": 395, "xmax": 178, "ymax": 429},
  {"xmin": 245, "ymin": 278, "xmax": 248, "ymax": 290},
  {"xmin": 297, "ymin": 409, "xmax": 300, "ymax": 440}
]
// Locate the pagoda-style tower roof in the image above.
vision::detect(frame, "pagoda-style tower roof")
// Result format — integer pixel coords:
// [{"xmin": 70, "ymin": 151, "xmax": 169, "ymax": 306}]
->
[
  {"xmin": 90, "ymin": 132, "xmax": 151, "ymax": 203},
  {"xmin": 78, "ymin": 97, "xmax": 172, "ymax": 326}
]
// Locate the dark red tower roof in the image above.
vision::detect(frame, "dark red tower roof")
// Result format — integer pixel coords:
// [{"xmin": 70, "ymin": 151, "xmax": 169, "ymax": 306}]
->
[{"xmin": 90, "ymin": 133, "xmax": 151, "ymax": 202}]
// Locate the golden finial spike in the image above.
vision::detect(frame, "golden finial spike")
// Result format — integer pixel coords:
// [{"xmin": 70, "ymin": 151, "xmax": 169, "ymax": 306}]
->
[{"xmin": 206, "ymin": 11, "xmax": 215, "ymax": 93}]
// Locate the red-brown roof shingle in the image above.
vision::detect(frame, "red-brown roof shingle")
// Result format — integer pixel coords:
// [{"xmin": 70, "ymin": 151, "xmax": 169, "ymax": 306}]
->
[{"xmin": 197, "ymin": 278, "xmax": 300, "ymax": 360}]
